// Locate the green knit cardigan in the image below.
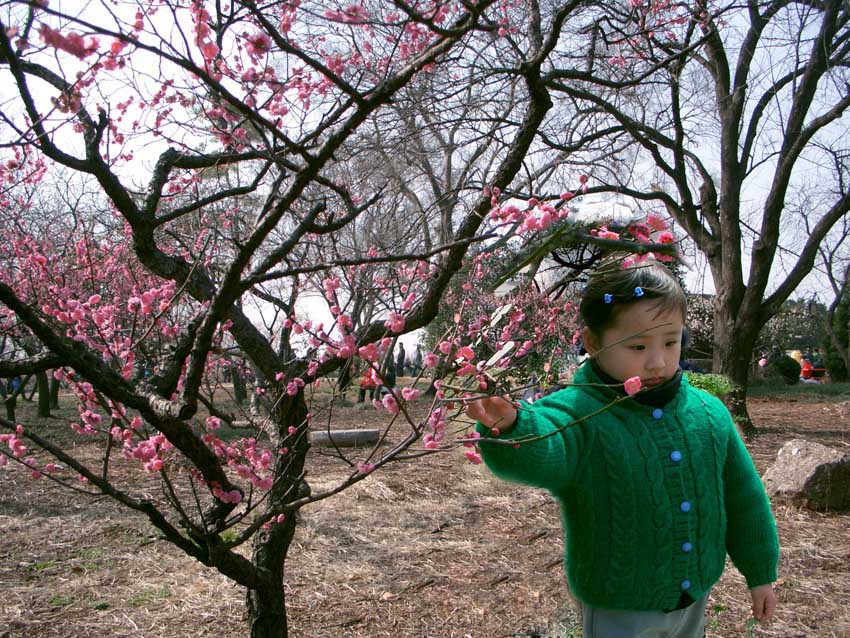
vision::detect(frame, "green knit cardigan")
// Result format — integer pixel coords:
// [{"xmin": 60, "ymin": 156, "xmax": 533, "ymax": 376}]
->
[{"xmin": 477, "ymin": 363, "xmax": 779, "ymax": 611}]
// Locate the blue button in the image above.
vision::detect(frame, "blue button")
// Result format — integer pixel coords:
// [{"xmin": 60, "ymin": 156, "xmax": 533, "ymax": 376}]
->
[
  {"xmin": 652, "ymin": 408, "xmax": 663, "ymax": 419},
  {"xmin": 670, "ymin": 450, "xmax": 682, "ymax": 462},
  {"xmin": 681, "ymin": 541, "xmax": 693, "ymax": 553},
  {"xmin": 681, "ymin": 579, "xmax": 691, "ymax": 590},
  {"xmin": 680, "ymin": 501, "xmax": 691, "ymax": 512}
]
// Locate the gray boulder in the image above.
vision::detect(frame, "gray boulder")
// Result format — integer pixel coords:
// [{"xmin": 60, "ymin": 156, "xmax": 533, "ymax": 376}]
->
[{"xmin": 762, "ymin": 439, "xmax": 850, "ymax": 511}]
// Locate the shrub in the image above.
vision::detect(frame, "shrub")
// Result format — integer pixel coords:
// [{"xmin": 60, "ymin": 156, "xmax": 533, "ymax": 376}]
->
[
  {"xmin": 685, "ymin": 372, "xmax": 739, "ymax": 398},
  {"xmin": 766, "ymin": 355, "xmax": 801, "ymax": 385}
]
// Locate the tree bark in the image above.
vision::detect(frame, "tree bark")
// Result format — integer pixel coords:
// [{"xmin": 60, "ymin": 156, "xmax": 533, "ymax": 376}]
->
[
  {"xmin": 49, "ymin": 374, "xmax": 60, "ymax": 409},
  {"xmin": 232, "ymin": 367, "xmax": 247, "ymax": 406},
  {"xmin": 712, "ymin": 301, "xmax": 759, "ymax": 439},
  {"xmin": 245, "ymin": 391, "xmax": 311, "ymax": 638},
  {"xmin": 36, "ymin": 371, "xmax": 50, "ymax": 418}
]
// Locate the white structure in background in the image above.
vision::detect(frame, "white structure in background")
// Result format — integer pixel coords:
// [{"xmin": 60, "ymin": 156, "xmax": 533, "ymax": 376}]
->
[{"xmin": 494, "ymin": 195, "xmax": 646, "ymax": 298}]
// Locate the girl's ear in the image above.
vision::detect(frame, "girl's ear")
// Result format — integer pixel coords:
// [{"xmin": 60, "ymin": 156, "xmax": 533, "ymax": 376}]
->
[{"xmin": 582, "ymin": 327, "xmax": 599, "ymax": 355}]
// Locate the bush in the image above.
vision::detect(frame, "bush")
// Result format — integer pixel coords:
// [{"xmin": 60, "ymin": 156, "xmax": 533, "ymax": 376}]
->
[
  {"xmin": 685, "ymin": 372, "xmax": 739, "ymax": 398},
  {"xmin": 766, "ymin": 355, "xmax": 801, "ymax": 385}
]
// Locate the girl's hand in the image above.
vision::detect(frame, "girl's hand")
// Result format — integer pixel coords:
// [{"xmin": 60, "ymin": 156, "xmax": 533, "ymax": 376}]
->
[
  {"xmin": 465, "ymin": 395, "xmax": 518, "ymax": 433},
  {"xmin": 750, "ymin": 583, "xmax": 776, "ymax": 622}
]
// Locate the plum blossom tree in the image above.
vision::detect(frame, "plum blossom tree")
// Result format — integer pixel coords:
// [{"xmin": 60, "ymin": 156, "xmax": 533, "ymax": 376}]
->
[{"xmin": 0, "ymin": 1, "xmax": 689, "ymax": 636}]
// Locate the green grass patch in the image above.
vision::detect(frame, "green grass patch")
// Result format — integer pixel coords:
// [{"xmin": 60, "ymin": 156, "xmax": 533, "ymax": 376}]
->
[
  {"xmin": 747, "ymin": 382, "xmax": 850, "ymax": 401},
  {"xmin": 128, "ymin": 586, "xmax": 171, "ymax": 607},
  {"xmin": 219, "ymin": 530, "xmax": 238, "ymax": 544},
  {"xmin": 29, "ymin": 560, "xmax": 57, "ymax": 571},
  {"xmin": 48, "ymin": 595, "xmax": 74, "ymax": 607},
  {"xmin": 90, "ymin": 601, "xmax": 110, "ymax": 610}
]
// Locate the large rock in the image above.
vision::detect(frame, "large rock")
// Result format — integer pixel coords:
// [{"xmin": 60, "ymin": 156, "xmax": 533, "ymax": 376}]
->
[{"xmin": 762, "ymin": 439, "xmax": 850, "ymax": 511}]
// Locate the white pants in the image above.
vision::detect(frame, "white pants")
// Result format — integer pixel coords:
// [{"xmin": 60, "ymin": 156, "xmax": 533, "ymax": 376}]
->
[{"xmin": 581, "ymin": 594, "xmax": 709, "ymax": 638}]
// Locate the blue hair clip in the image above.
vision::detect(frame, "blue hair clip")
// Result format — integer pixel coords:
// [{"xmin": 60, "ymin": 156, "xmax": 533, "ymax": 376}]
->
[
  {"xmin": 603, "ymin": 293, "xmax": 613, "ymax": 304},
  {"xmin": 634, "ymin": 287, "xmax": 644, "ymax": 297}
]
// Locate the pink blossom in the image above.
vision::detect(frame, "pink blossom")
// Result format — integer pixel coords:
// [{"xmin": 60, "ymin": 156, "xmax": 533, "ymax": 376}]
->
[
  {"xmin": 646, "ymin": 214, "xmax": 668, "ymax": 231},
  {"xmin": 38, "ymin": 24, "xmax": 99, "ymax": 59},
  {"xmin": 424, "ymin": 352, "xmax": 439, "ymax": 368},
  {"xmin": 401, "ymin": 387, "xmax": 420, "ymax": 401},
  {"xmin": 200, "ymin": 41, "xmax": 219, "ymax": 61},
  {"xmin": 244, "ymin": 31, "xmax": 272, "ymax": 59},
  {"xmin": 358, "ymin": 342, "xmax": 380, "ymax": 362},
  {"xmin": 657, "ymin": 231, "xmax": 675, "ymax": 244},
  {"xmin": 382, "ymin": 394, "xmax": 400, "ymax": 414},
  {"xmin": 456, "ymin": 362, "xmax": 477, "ymax": 376},
  {"xmin": 218, "ymin": 489, "xmax": 242, "ymax": 504},
  {"xmin": 383, "ymin": 312, "xmax": 405, "ymax": 333},
  {"xmin": 464, "ymin": 449, "xmax": 483, "ymax": 464},
  {"xmin": 455, "ymin": 345, "xmax": 475, "ymax": 361},
  {"xmin": 623, "ymin": 376, "xmax": 642, "ymax": 395},
  {"xmin": 356, "ymin": 461, "xmax": 375, "ymax": 474}
]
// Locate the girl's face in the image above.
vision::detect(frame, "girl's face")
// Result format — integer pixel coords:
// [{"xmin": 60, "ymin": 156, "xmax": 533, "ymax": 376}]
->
[{"xmin": 582, "ymin": 299, "xmax": 684, "ymax": 386}]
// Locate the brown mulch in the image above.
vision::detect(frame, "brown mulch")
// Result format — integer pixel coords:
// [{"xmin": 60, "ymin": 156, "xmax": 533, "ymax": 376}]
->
[{"xmin": 2, "ymin": 395, "xmax": 850, "ymax": 638}]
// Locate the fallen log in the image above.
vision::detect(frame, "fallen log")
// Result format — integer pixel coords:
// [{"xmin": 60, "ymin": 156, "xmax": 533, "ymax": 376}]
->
[{"xmin": 309, "ymin": 428, "xmax": 381, "ymax": 447}]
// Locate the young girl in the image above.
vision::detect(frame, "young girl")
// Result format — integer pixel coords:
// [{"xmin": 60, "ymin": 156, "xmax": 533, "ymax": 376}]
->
[{"xmin": 467, "ymin": 258, "xmax": 779, "ymax": 637}]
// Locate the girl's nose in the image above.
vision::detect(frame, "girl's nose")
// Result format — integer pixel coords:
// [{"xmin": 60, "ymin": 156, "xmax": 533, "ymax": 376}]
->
[{"xmin": 647, "ymin": 350, "xmax": 666, "ymax": 371}]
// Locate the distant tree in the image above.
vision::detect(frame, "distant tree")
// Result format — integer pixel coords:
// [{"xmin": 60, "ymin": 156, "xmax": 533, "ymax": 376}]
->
[{"xmin": 541, "ymin": 0, "xmax": 850, "ymax": 435}]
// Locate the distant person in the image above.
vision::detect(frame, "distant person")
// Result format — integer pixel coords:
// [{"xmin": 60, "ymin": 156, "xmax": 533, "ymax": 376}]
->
[
  {"xmin": 7, "ymin": 376, "xmax": 22, "ymax": 396},
  {"xmin": 357, "ymin": 367, "xmax": 378, "ymax": 403},
  {"xmin": 466, "ymin": 257, "xmax": 778, "ymax": 637},
  {"xmin": 411, "ymin": 345, "xmax": 423, "ymax": 376},
  {"xmin": 395, "ymin": 343, "xmax": 406, "ymax": 379}
]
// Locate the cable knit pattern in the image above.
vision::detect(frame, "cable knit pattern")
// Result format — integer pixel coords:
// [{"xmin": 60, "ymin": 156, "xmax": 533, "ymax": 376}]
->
[{"xmin": 476, "ymin": 363, "xmax": 779, "ymax": 611}]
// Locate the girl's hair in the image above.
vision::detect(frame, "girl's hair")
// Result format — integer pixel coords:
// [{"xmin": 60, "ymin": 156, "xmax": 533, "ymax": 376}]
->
[{"xmin": 579, "ymin": 257, "xmax": 687, "ymax": 334}]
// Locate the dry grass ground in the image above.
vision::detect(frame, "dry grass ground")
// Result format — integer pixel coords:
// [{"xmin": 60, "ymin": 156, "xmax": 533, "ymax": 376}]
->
[{"xmin": 1, "ymin": 391, "xmax": 849, "ymax": 638}]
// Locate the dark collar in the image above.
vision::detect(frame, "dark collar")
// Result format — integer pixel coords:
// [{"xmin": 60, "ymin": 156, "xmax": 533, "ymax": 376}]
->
[{"xmin": 589, "ymin": 359, "xmax": 683, "ymax": 408}]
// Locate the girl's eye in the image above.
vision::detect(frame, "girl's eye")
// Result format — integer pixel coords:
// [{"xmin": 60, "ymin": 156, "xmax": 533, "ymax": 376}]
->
[
  {"xmin": 629, "ymin": 345, "xmax": 645, "ymax": 351},
  {"xmin": 666, "ymin": 341, "xmax": 678, "ymax": 347}
]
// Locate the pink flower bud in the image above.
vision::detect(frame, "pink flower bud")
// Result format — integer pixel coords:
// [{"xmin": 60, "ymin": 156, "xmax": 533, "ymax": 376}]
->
[
  {"xmin": 623, "ymin": 376, "xmax": 642, "ymax": 396},
  {"xmin": 464, "ymin": 449, "xmax": 483, "ymax": 465}
]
